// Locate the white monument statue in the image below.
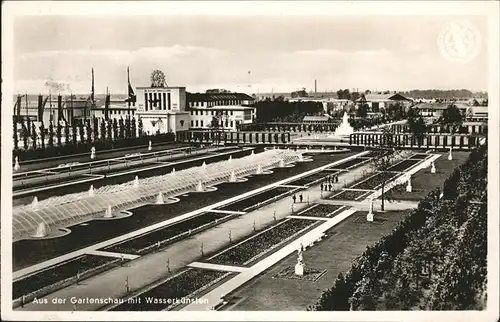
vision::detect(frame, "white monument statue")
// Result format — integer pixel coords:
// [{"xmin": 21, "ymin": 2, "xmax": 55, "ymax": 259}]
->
[
  {"xmin": 431, "ymin": 162, "xmax": 436, "ymax": 174},
  {"xmin": 406, "ymin": 175, "xmax": 412, "ymax": 192},
  {"xmin": 148, "ymin": 140, "xmax": 152, "ymax": 151},
  {"xmin": 294, "ymin": 243, "xmax": 305, "ymax": 276},
  {"xmin": 366, "ymin": 197, "xmax": 374, "ymax": 222},
  {"xmin": 448, "ymin": 147, "xmax": 453, "ymax": 160},
  {"xmin": 14, "ymin": 156, "xmax": 20, "ymax": 171},
  {"xmin": 90, "ymin": 146, "xmax": 96, "ymax": 160}
]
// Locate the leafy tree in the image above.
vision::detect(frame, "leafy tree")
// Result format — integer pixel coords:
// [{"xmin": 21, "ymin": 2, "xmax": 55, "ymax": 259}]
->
[
  {"xmin": 131, "ymin": 117, "xmax": 137, "ymax": 138},
  {"xmin": 64, "ymin": 123, "xmax": 70, "ymax": 146},
  {"xmin": 92, "ymin": 117, "xmax": 99, "ymax": 142},
  {"xmin": 48, "ymin": 122, "xmax": 54, "ymax": 148},
  {"xmin": 39, "ymin": 122, "xmax": 45, "ymax": 150},
  {"xmin": 125, "ymin": 117, "xmax": 131, "ymax": 138},
  {"xmin": 85, "ymin": 119, "xmax": 92, "ymax": 143},
  {"xmin": 13, "ymin": 120, "xmax": 19, "ymax": 150},
  {"xmin": 106, "ymin": 119, "xmax": 112, "ymax": 140},
  {"xmin": 21, "ymin": 123, "xmax": 29, "ymax": 151},
  {"xmin": 119, "ymin": 118, "xmax": 125, "ymax": 139},
  {"xmin": 406, "ymin": 106, "xmax": 428, "ymax": 145},
  {"xmin": 79, "ymin": 121, "xmax": 85, "ymax": 145},
  {"xmin": 138, "ymin": 117, "xmax": 144, "ymax": 137},
  {"xmin": 56, "ymin": 121, "xmax": 62, "ymax": 147},
  {"xmin": 440, "ymin": 104, "xmax": 464, "ymax": 133},
  {"xmin": 72, "ymin": 123, "xmax": 77, "ymax": 145},
  {"xmin": 100, "ymin": 118, "xmax": 106, "ymax": 141},
  {"xmin": 356, "ymin": 103, "xmax": 369, "ymax": 118},
  {"xmin": 31, "ymin": 124, "xmax": 38, "ymax": 150},
  {"xmin": 112, "ymin": 119, "xmax": 118, "ymax": 140}
]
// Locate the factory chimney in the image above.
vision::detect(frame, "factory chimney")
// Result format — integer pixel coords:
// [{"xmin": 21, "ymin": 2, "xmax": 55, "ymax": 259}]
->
[{"xmin": 314, "ymin": 80, "xmax": 317, "ymax": 94}]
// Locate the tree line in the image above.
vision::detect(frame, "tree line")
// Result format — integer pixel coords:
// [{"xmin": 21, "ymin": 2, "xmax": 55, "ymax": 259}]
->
[
  {"xmin": 253, "ymin": 101, "xmax": 324, "ymax": 123},
  {"xmin": 11, "ymin": 116, "xmax": 173, "ymax": 161},
  {"xmin": 308, "ymin": 145, "xmax": 487, "ymax": 310}
]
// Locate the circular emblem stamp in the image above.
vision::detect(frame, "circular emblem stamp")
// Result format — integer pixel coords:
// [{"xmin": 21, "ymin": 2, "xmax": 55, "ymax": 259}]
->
[{"xmin": 438, "ymin": 20, "xmax": 481, "ymax": 63}]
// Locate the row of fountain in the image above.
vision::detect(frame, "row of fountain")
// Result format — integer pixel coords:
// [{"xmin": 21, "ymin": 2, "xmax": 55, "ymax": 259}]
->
[{"xmin": 29, "ymin": 152, "xmax": 310, "ymax": 238}]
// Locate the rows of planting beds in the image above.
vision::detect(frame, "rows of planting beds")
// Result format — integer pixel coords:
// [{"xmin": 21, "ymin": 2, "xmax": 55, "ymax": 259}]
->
[
  {"xmin": 359, "ymin": 151, "xmax": 385, "ymax": 158},
  {"xmin": 326, "ymin": 158, "xmax": 368, "ymax": 170},
  {"xmin": 13, "ymin": 171, "xmax": 58, "ymax": 181},
  {"xmin": 103, "ymin": 213, "xmax": 229, "ymax": 255},
  {"xmin": 13, "ymin": 153, "xmax": 356, "ymax": 270},
  {"xmin": 287, "ymin": 171, "xmax": 338, "ymax": 187},
  {"xmin": 111, "ymin": 268, "xmax": 229, "ymax": 311},
  {"xmin": 49, "ymin": 160, "xmax": 125, "ymax": 173},
  {"xmin": 329, "ymin": 190, "xmax": 371, "ymax": 201},
  {"xmin": 13, "ymin": 174, "xmax": 96, "ymax": 191},
  {"xmin": 408, "ymin": 154, "xmax": 429, "ymax": 160},
  {"xmin": 219, "ymin": 186, "xmax": 297, "ymax": 212},
  {"xmin": 13, "ymin": 255, "xmax": 120, "ymax": 300},
  {"xmin": 295, "ymin": 204, "xmax": 344, "ymax": 218},
  {"xmin": 387, "ymin": 159, "xmax": 422, "ymax": 172},
  {"xmin": 351, "ymin": 172, "xmax": 400, "ymax": 190},
  {"xmin": 207, "ymin": 218, "xmax": 316, "ymax": 266}
]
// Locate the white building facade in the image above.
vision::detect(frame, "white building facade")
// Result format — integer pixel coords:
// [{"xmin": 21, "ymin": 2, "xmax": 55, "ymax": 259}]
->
[
  {"xmin": 187, "ymin": 92, "xmax": 256, "ymax": 131},
  {"xmin": 135, "ymin": 86, "xmax": 190, "ymax": 135}
]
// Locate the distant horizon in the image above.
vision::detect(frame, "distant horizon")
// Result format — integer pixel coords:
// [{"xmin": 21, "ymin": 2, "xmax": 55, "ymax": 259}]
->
[{"xmin": 14, "ymin": 15, "xmax": 488, "ymax": 95}]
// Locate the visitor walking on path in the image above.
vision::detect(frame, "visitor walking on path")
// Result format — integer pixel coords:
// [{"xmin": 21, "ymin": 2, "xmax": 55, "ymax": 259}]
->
[
  {"xmin": 299, "ymin": 194, "xmax": 303, "ymax": 203},
  {"xmin": 335, "ymin": 175, "xmax": 339, "ymax": 183},
  {"xmin": 329, "ymin": 184, "xmax": 332, "ymax": 191},
  {"xmin": 320, "ymin": 183, "xmax": 324, "ymax": 191},
  {"xmin": 292, "ymin": 195, "xmax": 297, "ymax": 203}
]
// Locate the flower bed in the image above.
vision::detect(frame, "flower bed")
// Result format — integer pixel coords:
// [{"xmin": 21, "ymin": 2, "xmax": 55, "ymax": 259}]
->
[
  {"xmin": 351, "ymin": 172, "xmax": 399, "ymax": 190},
  {"xmin": 220, "ymin": 186, "xmax": 296, "ymax": 212},
  {"xmin": 296, "ymin": 204, "xmax": 344, "ymax": 218},
  {"xmin": 408, "ymin": 154, "xmax": 429, "ymax": 160},
  {"xmin": 360, "ymin": 151, "xmax": 385, "ymax": 158},
  {"xmin": 327, "ymin": 158, "xmax": 368, "ymax": 170},
  {"xmin": 287, "ymin": 171, "xmax": 337, "ymax": 186},
  {"xmin": 103, "ymin": 213, "xmax": 229, "ymax": 255},
  {"xmin": 387, "ymin": 159, "xmax": 422, "ymax": 172},
  {"xmin": 13, "ymin": 255, "xmax": 119, "ymax": 300},
  {"xmin": 329, "ymin": 190, "xmax": 371, "ymax": 201},
  {"xmin": 111, "ymin": 268, "xmax": 227, "ymax": 311},
  {"xmin": 207, "ymin": 218, "xmax": 316, "ymax": 266}
]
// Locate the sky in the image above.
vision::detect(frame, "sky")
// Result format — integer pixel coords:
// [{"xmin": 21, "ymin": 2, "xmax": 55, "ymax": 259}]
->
[{"xmin": 13, "ymin": 15, "xmax": 488, "ymax": 95}]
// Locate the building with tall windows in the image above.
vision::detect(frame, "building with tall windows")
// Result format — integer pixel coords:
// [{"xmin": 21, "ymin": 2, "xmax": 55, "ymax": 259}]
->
[
  {"xmin": 135, "ymin": 86, "xmax": 190, "ymax": 135},
  {"xmin": 187, "ymin": 92, "xmax": 256, "ymax": 131}
]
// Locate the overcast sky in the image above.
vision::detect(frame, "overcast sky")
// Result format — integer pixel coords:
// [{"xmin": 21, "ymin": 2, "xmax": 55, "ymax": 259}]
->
[{"xmin": 14, "ymin": 15, "xmax": 488, "ymax": 94}]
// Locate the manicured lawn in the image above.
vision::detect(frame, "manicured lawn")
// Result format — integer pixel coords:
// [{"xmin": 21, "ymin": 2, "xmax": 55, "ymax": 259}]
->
[
  {"xmin": 388, "ymin": 151, "xmax": 470, "ymax": 201},
  {"xmin": 221, "ymin": 210, "xmax": 410, "ymax": 311},
  {"xmin": 409, "ymin": 154, "xmax": 430, "ymax": 160}
]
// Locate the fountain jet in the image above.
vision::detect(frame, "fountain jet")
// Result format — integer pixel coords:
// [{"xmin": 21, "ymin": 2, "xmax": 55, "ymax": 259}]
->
[
  {"xmin": 104, "ymin": 205, "xmax": 113, "ymax": 218},
  {"xmin": 229, "ymin": 171, "xmax": 237, "ymax": 182},
  {"xmin": 33, "ymin": 222, "xmax": 48, "ymax": 238},
  {"xmin": 256, "ymin": 164, "xmax": 263, "ymax": 175},
  {"xmin": 156, "ymin": 192, "xmax": 164, "ymax": 204},
  {"xmin": 196, "ymin": 181, "xmax": 204, "ymax": 192},
  {"xmin": 32, "ymin": 196, "xmax": 39, "ymax": 209},
  {"xmin": 89, "ymin": 185, "xmax": 94, "ymax": 197},
  {"xmin": 133, "ymin": 176, "xmax": 139, "ymax": 188}
]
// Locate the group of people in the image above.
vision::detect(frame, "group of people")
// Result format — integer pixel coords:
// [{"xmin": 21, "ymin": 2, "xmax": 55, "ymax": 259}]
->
[
  {"xmin": 320, "ymin": 174, "xmax": 339, "ymax": 192},
  {"xmin": 292, "ymin": 194, "xmax": 304, "ymax": 203}
]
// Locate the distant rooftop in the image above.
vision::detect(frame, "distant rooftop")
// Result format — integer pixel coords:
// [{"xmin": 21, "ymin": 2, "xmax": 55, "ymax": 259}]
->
[{"xmin": 187, "ymin": 92, "xmax": 254, "ymax": 101}]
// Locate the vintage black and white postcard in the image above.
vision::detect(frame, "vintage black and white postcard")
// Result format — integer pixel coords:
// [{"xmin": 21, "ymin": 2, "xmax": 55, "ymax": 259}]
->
[{"xmin": 1, "ymin": 1, "xmax": 499, "ymax": 321}]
